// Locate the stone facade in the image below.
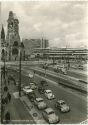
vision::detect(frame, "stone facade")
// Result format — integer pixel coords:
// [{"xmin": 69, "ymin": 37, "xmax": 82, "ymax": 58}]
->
[
  {"xmin": 5, "ymin": 11, "xmax": 25, "ymax": 61},
  {"xmin": 1, "ymin": 25, "xmax": 7, "ymax": 61}
]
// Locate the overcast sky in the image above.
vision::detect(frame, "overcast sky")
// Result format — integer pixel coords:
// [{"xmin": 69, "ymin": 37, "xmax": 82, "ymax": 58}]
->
[{"xmin": 1, "ymin": 1, "xmax": 88, "ymax": 48}]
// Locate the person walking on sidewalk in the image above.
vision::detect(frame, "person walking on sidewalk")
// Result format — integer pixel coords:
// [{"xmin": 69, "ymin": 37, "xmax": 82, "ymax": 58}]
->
[
  {"xmin": 7, "ymin": 92, "xmax": 11, "ymax": 102},
  {"xmin": 1, "ymin": 104, "xmax": 5, "ymax": 123},
  {"xmin": 5, "ymin": 111, "xmax": 11, "ymax": 124},
  {"xmin": 4, "ymin": 86, "xmax": 8, "ymax": 92}
]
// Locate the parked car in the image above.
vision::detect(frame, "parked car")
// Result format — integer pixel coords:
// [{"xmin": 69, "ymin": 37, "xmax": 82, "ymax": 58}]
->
[
  {"xmin": 38, "ymin": 86, "xmax": 45, "ymax": 94},
  {"xmin": 55, "ymin": 100, "xmax": 70, "ymax": 113},
  {"xmin": 23, "ymin": 86, "xmax": 33, "ymax": 94},
  {"xmin": 34, "ymin": 97, "xmax": 47, "ymax": 109},
  {"xmin": 27, "ymin": 91, "xmax": 36, "ymax": 102},
  {"xmin": 29, "ymin": 82, "xmax": 37, "ymax": 90},
  {"xmin": 44, "ymin": 90, "xmax": 55, "ymax": 100},
  {"xmin": 42, "ymin": 108, "xmax": 60, "ymax": 124},
  {"xmin": 40, "ymin": 80, "xmax": 48, "ymax": 87}
]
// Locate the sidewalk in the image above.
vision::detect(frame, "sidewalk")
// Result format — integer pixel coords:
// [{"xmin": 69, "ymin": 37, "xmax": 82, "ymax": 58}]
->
[
  {"xmin": 3, "ymin": 80, "xmax": 35, "ymax": 124},
  {"xmin": 20, "ymin": 96, "xmax": 46, "ymax": 124}
]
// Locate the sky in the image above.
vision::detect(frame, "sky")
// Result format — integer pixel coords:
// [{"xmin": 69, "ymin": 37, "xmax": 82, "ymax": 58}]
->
[{"xmin": 1, "ymin": 1, "xmax": 88, "ymax": 48}]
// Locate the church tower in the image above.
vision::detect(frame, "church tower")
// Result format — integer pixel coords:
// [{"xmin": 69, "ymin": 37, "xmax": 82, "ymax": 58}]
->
[
  {"xmin": 1, "ymin": 25, "xmax": 5, "ymax": 47},
  {"xmin": 1, "ymin": 25, "xmax": 7, "ymax": 61},
  {"xmin": 6, "ymin": 11, "xmax": 21, "ymax": 60}
]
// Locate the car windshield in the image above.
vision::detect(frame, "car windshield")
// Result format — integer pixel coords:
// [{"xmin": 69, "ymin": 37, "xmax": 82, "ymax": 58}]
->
[
  {"xmin": 60, "ymin": 102, "xmax": 66, "ymax": 105},
  {"xmin": 28, "ymin": 92, "xmax": 35, "ymax": 96},
  {"xmin": 48, "ymin": 111, "xmax": 54, "ymax": 115},
  {"xmin": 47, "ymin": 91, "xmax": 52, "ymax": 94},
  {"xmin": 31, "ymin": 84, "xmax": 34, "ymax": 86},
  {"xmin": 27, "ymin": 87, "xmax": 30, "ymax": 89},
  {"xmin": 30, "ymin": 83, "xmax": 34, "ymax": 85},
  {"xmin": 37, "ymin": 99, "xmax": 43, "ymax": 102}
]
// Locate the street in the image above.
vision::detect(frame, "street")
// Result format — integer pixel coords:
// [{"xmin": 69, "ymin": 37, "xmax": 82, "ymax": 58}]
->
[{"xmin": 7, "ymin": 64, "xmax": 87, "ymax": 124}]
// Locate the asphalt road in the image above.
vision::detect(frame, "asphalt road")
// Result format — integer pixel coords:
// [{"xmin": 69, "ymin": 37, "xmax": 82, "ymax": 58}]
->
[
  {"xmin": 27, "ymin": 66, "xmax": 87, "ymax": 93},
  {"xmin": 8, "ymin": 66, "xmax": 87, "ymax": 124},
  {"xmin": 45, "ymin": 65, "xmax": 87, "ymax": 81}
]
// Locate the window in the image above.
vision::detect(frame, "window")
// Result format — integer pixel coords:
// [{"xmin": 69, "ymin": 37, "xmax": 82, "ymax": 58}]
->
[{"xmin": 13, "ymin": 41, "xmax": 18, "ymax": 46}]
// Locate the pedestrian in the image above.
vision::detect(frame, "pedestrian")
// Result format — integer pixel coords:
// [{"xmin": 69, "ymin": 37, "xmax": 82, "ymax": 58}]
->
[
  {"xmin": 5, "ymin": 111, "xmax": 10, "ymax": 124},
  {"xmin": 4, "ymin": 96, "xmax": 8, "ymax": 104},
  {"xmin": 7, "ymin": 92, "xmax": 11, "ymax": 102},
  {"xmin": 1, "ymin": 98, "xmax": 5, "ymax": 105},
  {"xmin": 8, "ymin": 79, "xmax": 10, "ymax": 85},
  {"xmin": 4, "ymin": 86, "xmax": 8, "ymax": 92}
]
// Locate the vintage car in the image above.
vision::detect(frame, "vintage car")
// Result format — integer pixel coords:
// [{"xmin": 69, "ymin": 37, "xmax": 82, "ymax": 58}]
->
[
  {"xmin": 29, "ymin": 82, "xmax": 37, "ymax": 90},
  {"xmin": 55, "ymin": 100, "xmax": 70, "ymax": 112},
  {"xmin": 34, "ymin": 97, "xmax": 47, "ymax": 109},
  {"xmin": 42, "ymin": 108, "xmax": 60, "ymax": 124},
  {"xmin": 44, "ymin": 90, "xmax": 55, "ymax": 100}
]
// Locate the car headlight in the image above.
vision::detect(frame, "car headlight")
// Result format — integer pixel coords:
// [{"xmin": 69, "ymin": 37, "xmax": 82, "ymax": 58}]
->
[
  {"xmin": 61, "ymin": 108, "xmax": 65, "ymax": 111},
  {"xmin": 49, "ymin": 119, "xmax": 53, "ymax": 123}
]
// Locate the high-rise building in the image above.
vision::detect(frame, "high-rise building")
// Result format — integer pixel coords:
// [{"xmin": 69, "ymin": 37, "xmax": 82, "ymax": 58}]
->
[
  {"xmin": 41, "ymin": 38, "xmax": 49, "ymax": 48},
  {"xmin": 23, "ymin": 38, "xmax": 49, "ymax": 55},
  {"xmin": 23, "ymin": 39, "xmax": 41, "ymax": 54}
]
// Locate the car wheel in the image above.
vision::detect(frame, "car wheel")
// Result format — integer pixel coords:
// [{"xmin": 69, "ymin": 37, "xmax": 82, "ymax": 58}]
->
[
  {"xmin": 37, "ymin": 105, "xmax": 40, "ymax": 109},
  {"xmin": 60, "ymin": 108, "xmax": 62, "ymax": 112}
]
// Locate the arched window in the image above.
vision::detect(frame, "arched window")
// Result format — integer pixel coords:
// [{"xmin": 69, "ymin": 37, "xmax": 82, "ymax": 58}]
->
[
  {"xmin": 12, "ymin": 48, "xmax": 18, "ymax": 55},
  {"xmin": 13, "ymin": 41, "xmax": 18, "ymax": 46},
  {"xmin": 2, "ymin": 49, "xmax": 5, "ymax": 54},
  {"xmin": 21, "ymin": 42, "xmax": 24, "ymax": 48}
]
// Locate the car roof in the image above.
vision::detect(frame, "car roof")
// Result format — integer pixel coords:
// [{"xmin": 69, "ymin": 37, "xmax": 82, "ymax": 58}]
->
[
  {"xmin": 24, "ymin": 86, "xmax": 30, "ymax": 89},
  {"xmin": 36, "ymin": 98, "xmax": 43, "ymax": 101},
  {"xmin": 45, "ymin": 90, "xmax": 52, "ymax": 92},
  {"xmin": 25, "ymin": 89, "xmax": 33, "ymax": 93},
  {"xmin": 45, "ymin": 108, "xmax": 54, "ymax": 114},
  {"xmin": 30, "ymin": 83, "xmax": 34, "ymax": 85},
  {"xmin": 57, "ymin": 100, "xmax": 65, "ymax": 103}
]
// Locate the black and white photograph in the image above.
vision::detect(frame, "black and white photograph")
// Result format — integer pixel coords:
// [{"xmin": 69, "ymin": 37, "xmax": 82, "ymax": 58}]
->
[{"xmin": 0, "ymin": 0, "xmax": 88, "ymax": 124}]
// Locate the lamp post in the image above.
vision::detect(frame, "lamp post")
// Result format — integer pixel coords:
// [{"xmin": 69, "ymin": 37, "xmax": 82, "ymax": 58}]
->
[
  {"xmin": 45, "ymin": 66, "xmax": 47, "ymax": 77},
  {"xmin": 19, "ymin": 48, "xmax": 22, "ymax": 97},
  {"xmin": 4, "ymin": 52, "xmax": 5, "ymax": 80},
  {"xmin": 2, "ymin": 48, "xmax": 6, "ymax": 85}
]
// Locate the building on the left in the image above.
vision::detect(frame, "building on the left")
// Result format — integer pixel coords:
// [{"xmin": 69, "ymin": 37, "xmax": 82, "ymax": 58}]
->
[{"xmin": 1, "ymin": 11, "xmax": 25, "ymax": 61}]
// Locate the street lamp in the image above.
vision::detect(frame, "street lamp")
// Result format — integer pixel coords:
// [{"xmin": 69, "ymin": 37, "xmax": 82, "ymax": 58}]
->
[
  {"xmin": 2, "ymin": 48, "xmax": 6, "ymax": 84},
  {"xmin": 19, "ymin": 47, "xmax": 22, "ymax": 97}
]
